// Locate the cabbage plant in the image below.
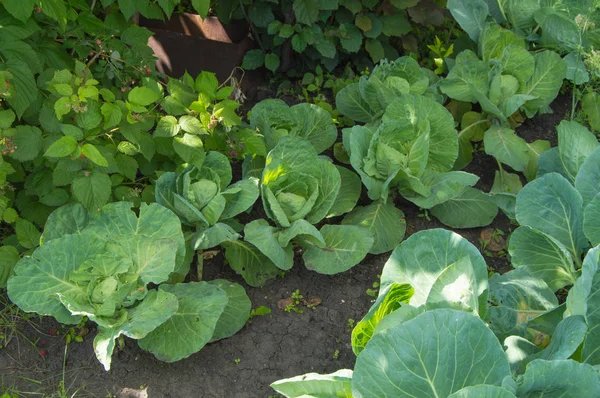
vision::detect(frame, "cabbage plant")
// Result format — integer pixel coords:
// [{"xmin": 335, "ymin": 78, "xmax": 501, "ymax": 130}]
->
[
  {"xmin": 154, "ymin": 151, "xmax": 260, "ymax": 251},
  {"xmin": 335, "ymin": 56, "xmax": 437, "ymax": 124},
  {"xmin": 439, "ymin": 22, "xmax": 566, "ymax": 216},
  {"xmin": 250, "ymin": 99, "xmax": 338, "ymax": 154},
  {"xmin": 236, "ymin": 136, "xmax": 373, "ymax": 278},
  {"xmin": 7, "ymin": 202, "xmax": 251, "ymax": 371},
  {"xmin": 342, "ymin": 93, "xmax": 498, "ymax": 230},
  {"xmin": 271, "ymin": 228, "xmax": 600, "ymax": 397}
]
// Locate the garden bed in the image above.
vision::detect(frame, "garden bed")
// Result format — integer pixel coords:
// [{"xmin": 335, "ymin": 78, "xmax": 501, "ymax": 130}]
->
[{"xmin": 0, "ymin": 96, "xmax": 569, "ymax": 397}]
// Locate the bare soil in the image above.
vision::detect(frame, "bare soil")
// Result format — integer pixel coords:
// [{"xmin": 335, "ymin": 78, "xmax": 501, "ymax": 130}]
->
[{"xmin": 0, "ymin": 95, "xmax": 570, "ymax": 398}]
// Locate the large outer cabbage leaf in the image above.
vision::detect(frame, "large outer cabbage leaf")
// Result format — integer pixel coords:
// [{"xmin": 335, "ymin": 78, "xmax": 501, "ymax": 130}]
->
[
  {"xmin": 271, "ymin": 369, "xmax": 353, "ymax": 398},
  {"xmin": 486, "ymin": 269, "xmax": 558, "ymax": 341},
  {"xmin": 380, "ymin": 229, "xmax": 488, "ymax": 313},
  {"xmin": 7, "ymin": 234, "xmax": 105, "ymax": 324},
  {"xmin": 138, "ymin": 282, "xmax": 228, "ymax": 362},
  {"xmin": 515, "ymin": 173, "xmax": 588, "ymax": 263},
  {"xmin": 565, "ymin": 246, "xmax": 600, "ymax": 365},
  {"xmin": 352, "ymin": 309, "xmax": 511, "ymax": 397}
]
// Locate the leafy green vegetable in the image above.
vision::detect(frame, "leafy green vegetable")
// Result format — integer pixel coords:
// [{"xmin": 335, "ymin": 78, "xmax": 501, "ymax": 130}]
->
[{"xmin": 7, "ymin": 202, "xmax": 250, "ymax": 370}]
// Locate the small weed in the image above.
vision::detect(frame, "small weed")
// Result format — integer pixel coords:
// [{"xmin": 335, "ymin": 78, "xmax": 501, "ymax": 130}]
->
[
  {"xmin": 284, "ymin": 290, "xmax": 304, "ymax": 314},
  {"xmin": 418, "ymin": 208, "xmax": 431, "ymax": 222},
  {"xmin": 366, "ymin": 281, "xmax": 380, "ymax": 298},
  {"xmin": 248, "ymin": 306, "xmax": 272, "ymax": 322},
  {"xmin": 479, "ymin": 228, "xmax": 507, "ymax": 257},
  {"xmin": 346, "ymin": 318, "xmax": 355, "ymax": 329},
  {"xmin": 234, "ymin": 358, "xmax": 241, "ymax": 364},
  {"xmin": 332, "ymin": 349, "xmax": 340, "ymax": 359}
]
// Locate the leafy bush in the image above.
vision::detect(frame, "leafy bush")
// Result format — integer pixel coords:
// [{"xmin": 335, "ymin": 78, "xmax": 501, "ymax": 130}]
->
[
  {"xmin": 271, "ymin": 227, "xmax": 600, "ymax": 396},
  {"xmin": 6, "ymin": 202, "xmax": 251, "ymax": 370},
  {"xmin": 239, "ymin": 0, "xmax": 445, "ymax": 74}
]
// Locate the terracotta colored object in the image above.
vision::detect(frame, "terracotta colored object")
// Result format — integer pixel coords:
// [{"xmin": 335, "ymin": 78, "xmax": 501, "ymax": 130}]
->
[{"xmin": 139, "ymin": 14, "xmax": 256, "ymax": 82}]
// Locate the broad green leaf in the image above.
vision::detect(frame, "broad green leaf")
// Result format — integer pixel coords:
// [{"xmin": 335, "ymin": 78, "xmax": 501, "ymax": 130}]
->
[
  {"xmin": 431, "ymin": 187, "xmax": 498, "ymax": 228},
  {"xmin": 524, "ymin": 140, "xmax": 551, "ymax": 182},
  {"xmin": 565, "ymin": 246, "xmax": 600, "ymax": 319},
  {"xmin": 5, "ymin": 60, "xmax": 37, "ymax": 118},
  {"xmin": 72, "ymin": 171, "xmax": 112, "ymax": 211},
  {"xmin": 293, "ymin": 0, "xmax": 319, "ymax": 25},
  {"xmin": 173, "ymin": 133, "xmax": 205, "ymax": 168},
  {"xmin": 83, "ymin": 202, "xmax": 186, "ymax": 280},
  {"xmin": 9, "ymin": 125, "xmax": 42, "ymax": 162},
  {"xmin": 500, "ymin": 45, "xmax": 535, "ymax": 86},
  {"xmin": 484, "ymin": 126, "xmax": 529, "ymax": 171},
  {"xmin": 191, "ymin": 223, "xmax": 239, "ymax": 250},
  {"xmin": 509, "ymin": 226, "xmax": 578, "ymax": 291},
  {"xmin": 82, "ymin": 144, "xmax": 108, "ymax": 167},
  {"xmin": 351, "ymin": 283, "xmax": 414, "ymax": 355},
  {"xmin": 485, "ymin": 269, "xmax": 558, "ymax": 342},
  {"xmin": 138, "ymin": 282, "xmax": 227, "ymax": 362},
  {"xmin": 155, "ymin": 116, "xmax": 180, "ymax": 137},
  {"xmin": 7, "ymin": 234, "xmax": 105, "ymax": 324},
  {"xmin": 2, "ymin": 0, "xmax": 34, "ymax": 22},
  {"xmin": 352, "ymin": 309, "xmax": 511, "ymax": 397},
  {"xmin": 519, "ymin": 316, "xmax": 588, "ymax": 371},
  {"xmin": 564, "ymin": 52, "xmax": 590, "ymax": 84},
  {"xmin": 271, "ymin": 369, "xmax": 353, "ymax": 398},
  {"xmin": 290, "ymin": 103, "xmax": 337, "ymax": 154},
  {"xmin": 448, "ymin": 386, "xmax": 516, "ymax": 398},
  {"xmin": 15, "ymin": 218, "xmax": 40, "ymax": 249},
  {"xmin": 584, "ymin": 194, "xmax": 600, "ymax": 246},
  {"xmin": 516, "ymin": 360, "xmax": 600, "ymax": 396},
  {"xmin": 128, "ymin": 86, "xmax": 159, "ymax": 106},
  {"xmin": 342, "ymin": 200, "xmax": 406, "ymax": 254},
  {"xmin": 335, "ymin": 84, "xmax": 376, "ymax": 123},
  {"xmin": 0, "ymin": 109, "xmax": 15, "ymax": 129},
  {"xmin": 515, "ymin": 173, "xmax": 587, "ymax": 261},
  {"xmin": 41, "ymin": 203, "xmax": 90, "ymax": 243},
  {"xmin": 222, "ymin": 240, "xmax": 279, "ymax": 287},
  {"xmin": 557, "ymin": 120, "xmax": 598, "ymax": 183},
  {"xmin": 519, "ymin": 51, "xmax": 567, "ymax": 116},
  {"xmin": 241, "ymin": 49, "xmax": 265, "ymax": 69},
  {"xmin": 327, "ymin": 166, "xmax": 361, "ymax": 218},
  {"xmin": 0, "ymin": 245, "xmax": 19, "ymax": 288},
  {"xmin": 178, "ymin": 115, "xmax": 205, "ymax": 135},
  {"xmin": 575, "ymin": 147, "xmax": 600, "ymax": 207},
  {"xmin": 447, "ymin": 0, "xmax": 489, "ymax": 42},
  {"xmin": 94, "ymin": 288, "xmax": 179, "ymax": 370},
  {"xmin": 582, "ymin": 92, "xmax": 600, "ymax": 132},
  {"xmin": 277, "ymin": 219, "xmax": 325, "ymax": 248},
  {"xmin": 479, "ymin": 23, "xmax": 525, "ymax": 61},
  {"xmin": 427, "ymin": 256, "xmax": 481, "ymax": 313},
  {"xmin": 244, "ymin": 219, "xmax": 294, "ymax": 271},
  {"xmin": 380, "ymin": 229, "xmax": 488, "ymax": 309},
  {"xmin": 302, "ymin": 225, "xmax": 373, "ymax": 275},
  {"xmin": 44, "ymin": 136, "xmax": 78, "ymax": 158},
  {"xmin": 402, "ymin": 171, "xmax": 479, "ymax": 209},
  {"xmin": 100, "ymin": 103, "xmax": 122, "ymax": 129},
  {"xmin": 265, "ymin": 53, "xmax": 280, "ymax": 72},
  {"xmin": 207, "ymin": 280, "xmax": 251, "ymax": 342},
  {"xmin": 220, "ymin": 178, "xmax": 260, "ymax": 220}
]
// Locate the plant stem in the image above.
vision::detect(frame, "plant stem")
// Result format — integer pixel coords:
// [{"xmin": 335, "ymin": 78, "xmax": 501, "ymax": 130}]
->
[{"xmin": 239, "ymin": 0, "xmax": 265, "ymax": 52}]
